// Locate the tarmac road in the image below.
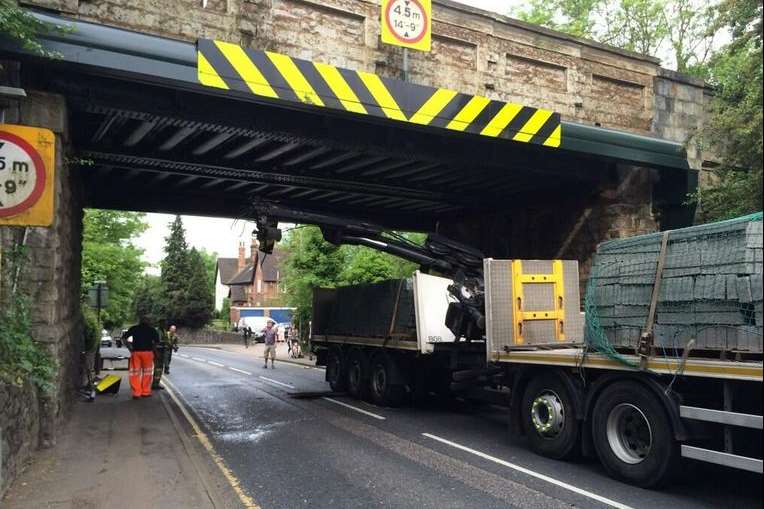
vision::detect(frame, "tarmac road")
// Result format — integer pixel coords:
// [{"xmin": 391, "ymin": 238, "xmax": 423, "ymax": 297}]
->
[{"xmin": 164, "ymin": 347, "xmax": 761, "ymax": 509}]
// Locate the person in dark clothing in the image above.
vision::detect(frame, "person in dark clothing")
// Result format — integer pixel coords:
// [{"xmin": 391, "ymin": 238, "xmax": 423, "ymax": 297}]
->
[
  {"xmin": 121, "ymin": 317, "xmax": 160, "ymax": 399},
  {"xmin": 243, "ymin": 326, "xmax": 252, "ymax": 348}
]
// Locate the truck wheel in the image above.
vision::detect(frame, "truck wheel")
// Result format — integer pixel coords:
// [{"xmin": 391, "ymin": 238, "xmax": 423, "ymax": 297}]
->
[
  {"xmin": 326, "ymin": 349, "xmax": 345, "ymax": 392},
  {"xmin": 346, "ymin": 350, "xmax": 368, "ymax": 399},
  {"xmin": 592, "ymin": 381, "xmax": 679, "ymax": 488},
  {"xmin": 521, "ymin": 373, "xmax": 580, "ymax": 460},
  {"xmin": 369, "ymin": 354, "xmax": 405, "ymax": 407}
]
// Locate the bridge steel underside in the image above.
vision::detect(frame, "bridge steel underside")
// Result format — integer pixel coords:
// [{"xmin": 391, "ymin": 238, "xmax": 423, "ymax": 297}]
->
[{"xmin": 4, "ymin": 11, "xmax": 692, "ymax": 233}]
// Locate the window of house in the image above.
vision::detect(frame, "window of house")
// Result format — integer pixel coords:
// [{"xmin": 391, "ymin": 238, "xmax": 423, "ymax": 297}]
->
[{"xmin": 257, "ymin": 279, "xmax": 262, "ymax": 293}]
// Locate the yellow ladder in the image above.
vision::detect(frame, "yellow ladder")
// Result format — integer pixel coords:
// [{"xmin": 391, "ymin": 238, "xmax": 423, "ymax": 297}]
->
[{"xmin": 511, "ymin": 260, "xmax": 566, "ymax": 345}]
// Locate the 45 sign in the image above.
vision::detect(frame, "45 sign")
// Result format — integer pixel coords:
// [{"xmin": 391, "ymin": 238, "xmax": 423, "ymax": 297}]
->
[
  {"xmin": 0, "ymin": 125, "xmax": 55, "ymax": 227},
  {"xmin": 381, "ymin": 0, "xmax": 431, "ymax": 52}
]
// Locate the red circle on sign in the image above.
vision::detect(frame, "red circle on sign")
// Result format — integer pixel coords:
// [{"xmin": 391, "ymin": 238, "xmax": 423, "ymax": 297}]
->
[
  {"xmin": 0, "ymin": 131, "xmax": 47, "ymax": 218},
  {"xmin": 385, "ymin": 0, "xmax": 429, "ymax": 44}
]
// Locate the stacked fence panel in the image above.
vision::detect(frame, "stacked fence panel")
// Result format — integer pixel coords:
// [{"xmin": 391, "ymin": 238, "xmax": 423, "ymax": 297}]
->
[{"xmin": 585, "ymin": 213, "xmax": 763, "ymax": 354}]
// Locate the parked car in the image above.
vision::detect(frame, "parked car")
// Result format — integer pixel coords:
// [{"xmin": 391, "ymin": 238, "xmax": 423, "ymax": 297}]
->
[{"xmin": 100, "ymin": 329, "xmax": 112, "ymax": 348}]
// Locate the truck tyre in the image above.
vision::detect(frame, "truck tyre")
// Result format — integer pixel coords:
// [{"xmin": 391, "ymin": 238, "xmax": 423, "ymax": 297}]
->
[
  {"xmin": 369, "ymin": 354, "xmax": 405, "ymax": 407},
  {"xmin": 346, "ymin": 350, "xmax": 368, "ymax": 399},
  {"xmin": 326, "ymin": 349, "xmax": 345, "ymax": 392},
  {"xmin": 591, "ymin": 381, "xmax": 679, "ymax": 488},
  {"xmin": 521, "ymin": 372, "xmax": 580, "ymax": 460}
]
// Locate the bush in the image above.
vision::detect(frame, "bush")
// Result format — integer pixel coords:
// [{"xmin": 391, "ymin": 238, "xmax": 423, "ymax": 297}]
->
[{"xmin": 82, "ymin": 305, "xmax": 99, "ymax": 353}]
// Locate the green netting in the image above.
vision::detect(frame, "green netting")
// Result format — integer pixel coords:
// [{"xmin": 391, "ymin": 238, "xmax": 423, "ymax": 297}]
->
[{"xmin": 585, "ymin": 212, "xmax": 763, "ymax": 366}]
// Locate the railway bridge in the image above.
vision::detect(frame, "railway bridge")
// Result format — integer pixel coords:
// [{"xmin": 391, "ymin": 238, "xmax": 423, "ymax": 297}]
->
[{"xmin": 0, "ymin": 0, "xmax": 706, "ymax": 489}]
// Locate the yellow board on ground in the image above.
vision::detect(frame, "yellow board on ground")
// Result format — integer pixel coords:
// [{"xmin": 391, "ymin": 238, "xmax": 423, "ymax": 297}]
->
[
  {"xmin": 0, "ymin": 124, "xmax": 55, "ymax": 227},
  {"xmin": 381, "ymin": 0, "xmax": 432, "ymax": 52}
]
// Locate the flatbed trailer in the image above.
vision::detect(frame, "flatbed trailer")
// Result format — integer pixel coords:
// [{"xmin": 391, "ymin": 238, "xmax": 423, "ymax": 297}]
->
[{"xmin": 312, "ymin": 269, "xmax": 763, "ymax": 488}]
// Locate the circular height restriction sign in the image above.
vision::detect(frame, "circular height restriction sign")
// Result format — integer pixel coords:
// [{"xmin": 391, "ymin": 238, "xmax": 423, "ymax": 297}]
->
[
  {"xmin": 0, "ymin": 125, "xmax": 55, "ymax": 226},
  {"xmin": 381, "ymin": 0, "xmax": 431, "ymax": 52}
]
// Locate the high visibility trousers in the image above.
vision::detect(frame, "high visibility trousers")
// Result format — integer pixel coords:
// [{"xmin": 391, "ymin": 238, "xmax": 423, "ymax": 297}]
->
[{"xmin": 128, "ymin": 351, "xmax": 154, "ymax": 397}]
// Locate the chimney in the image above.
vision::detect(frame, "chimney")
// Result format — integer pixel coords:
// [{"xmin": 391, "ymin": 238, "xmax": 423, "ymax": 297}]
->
[
  {"xmin": 250, "ymin": 237, "xmax": 259, "ymax": 265},
  {"xmin": 237, "ymin": 242, "xmax": 245, "ymax": 269}
]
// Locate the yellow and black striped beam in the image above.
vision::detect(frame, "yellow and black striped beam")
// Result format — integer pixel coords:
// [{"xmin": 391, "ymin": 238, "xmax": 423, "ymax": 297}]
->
[{"xmin": 197, "ymin": 39, "xmax": 561, "ymax": 148}]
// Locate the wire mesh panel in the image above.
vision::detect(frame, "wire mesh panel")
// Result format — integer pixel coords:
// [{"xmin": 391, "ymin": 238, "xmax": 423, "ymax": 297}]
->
[
  {"xmin": 485, "ymin": 259, "xmax": 583, "ymax": 357},
  {"xmin": 585, "ymin": 212, "xmax": 763, "ymax": 361}
]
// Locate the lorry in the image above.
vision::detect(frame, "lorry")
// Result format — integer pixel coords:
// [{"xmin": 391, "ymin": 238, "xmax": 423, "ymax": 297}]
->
[{"xmin": 253, "ymin": 204, "xmax": 763, "ymax": 488}]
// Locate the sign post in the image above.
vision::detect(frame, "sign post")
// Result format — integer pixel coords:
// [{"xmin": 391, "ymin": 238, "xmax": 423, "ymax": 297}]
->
[
  {"xmin": 0, "ymin": 124, "xmax": 55, "ymax": 227},
  {"xmin": 381, "ymin": 0, "xmax": 431, "ymax": 81}
]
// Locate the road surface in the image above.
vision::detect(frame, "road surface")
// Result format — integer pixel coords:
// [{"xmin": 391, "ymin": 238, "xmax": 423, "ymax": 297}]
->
[{"xmin": 162, "ymin": 347, "xmax": 761, "ymax": 509}]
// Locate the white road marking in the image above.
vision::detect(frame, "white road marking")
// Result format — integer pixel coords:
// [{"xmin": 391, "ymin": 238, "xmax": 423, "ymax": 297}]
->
[
  {"xmin": 258, "ymin": 376, "xmax": 294, "ymax": 388},
  {"xmin": 322, "ymin": 397, "xmax": 386, "ymax": 421},
  {"xmin": 229, "ymin": 367, "xmax": 252, "ymax": 376},
  {"xmin": 422, "ymin": 433, "xmax": 634, "ymax": 509},
  {"xmin": 207, "ymin": 361, "xmax": 225, "ymax": 367},
  {"xmin": 179, "ymin": 354, "xmax": 190, "ymax": 358},
  {"xmin": 192, "ymin": 357, "xmax": 206, "ymax": 362}
]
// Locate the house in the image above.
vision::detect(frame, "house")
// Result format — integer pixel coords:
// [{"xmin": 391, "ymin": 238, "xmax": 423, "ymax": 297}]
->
[{"xmin": 214, "ymin": 240, "xmax": 285, "ymax": 311}]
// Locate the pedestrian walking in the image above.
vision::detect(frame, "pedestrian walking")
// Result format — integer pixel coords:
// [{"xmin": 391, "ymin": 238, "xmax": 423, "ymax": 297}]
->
[
  {"xmin": 121, "ymin": 315, "xmax": 160, "ymax": 399},
  {"xmin": 163, "ymin": 324, "xmax": 179, "ymax": 374},
  {"xmin": 262, "ymin": 319, "xmax": 278, "ymax": 369},
  {"xmin": 243, "ymin": 325, "xmax": 252, "ymax": 348}
]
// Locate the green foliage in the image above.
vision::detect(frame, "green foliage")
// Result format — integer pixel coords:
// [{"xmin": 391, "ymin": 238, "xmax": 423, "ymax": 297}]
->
[
  {"xmin": 197, "ymin": 248, "xmax": 218, "ymax": 296},
  {"xmin": 220, "ymin": 297, "xmax": 231, "ymax": 324},
  {"xmin": 513, "ymin": 0, "xmax": 718, "ymax": 72},
  {"xmin": 281, "ymin": 226, "xmax": 346, "ymax": 330},
  {"xmin": 0, "ymin": 241, "xmax": 55, "ymax": 391},
  {"xmin": 184, "ymin": 248, "xmax": 214, "ymax": 328},
  {"xmin": 0, "ymin": 0, "xmax": 64, "ymax": 58},
  {"xmin": 694, "ymin": 0, "xmax": 763, "ymax": 220},
  {"xmin": 133, "ymin": 275, "xmax": 165, "ymax": 327},
  {"xmin": 281, "ymin": 226, "xmax": 425, "ymax": 333},
  {"xmin": 81, "ymin": 305, "xmax": 99, "ymax": 353},
  {"xmin": 161, "ymin": 215, "xmax": 191, "ymax": 323},
  {"xmin": 81, "ymin": 209, "xmax": 148, "ymax": 329},
  {"xmin": 153, "ymin": 216, "xmax": 214, "ymax": 328}
]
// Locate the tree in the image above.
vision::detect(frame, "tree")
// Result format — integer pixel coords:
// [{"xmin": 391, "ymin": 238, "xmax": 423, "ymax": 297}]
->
[
  {"xmin": 80, "ymin": 210, "xmax": 148, "ymax": 329},
  {"xmin": 197, "ymin": 248, "xmax": 218, "ymax": 297},
  {"xmin": 132, "ymin": 275, "xmax": 164, "ymax": 327},
  {"xmin": 160, "ymin": 216, "xmax": 190, "ymax": 324},
  {"xmin": 0, "ymin": 0, "xmax": 63, "ymax": 57},
  {"xmin": 513, "ymin": 0, "xmax": 718, "ymax": 73},
  {"xmin": 281, "ymin": 227, "xmax": 426, "ymax": 334},
  {"xmin": 183, "ymin": 248, "xmax": 214, "ymax": 328},
  {"xmin": 694, "ymin": 0, "xmax": 763, "ymax": 220},
  {"xmin": 281, "ymin": 226, "xmax": 346, "ymax": 332}
]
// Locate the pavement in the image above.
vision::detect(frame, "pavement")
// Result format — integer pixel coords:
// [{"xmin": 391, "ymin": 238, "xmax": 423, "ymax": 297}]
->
[{"xmin": 1, "ymin": 370, "xmax": 235, "ymax": 509}]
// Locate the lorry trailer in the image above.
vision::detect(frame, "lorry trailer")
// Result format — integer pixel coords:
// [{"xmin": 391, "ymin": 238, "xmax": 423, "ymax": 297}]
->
[{"xmin": 306, "ymin": 216, "xmax": 763, "ymax": 489}]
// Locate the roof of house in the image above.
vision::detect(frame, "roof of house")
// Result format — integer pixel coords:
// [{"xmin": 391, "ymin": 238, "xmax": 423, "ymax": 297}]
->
[
  {"xmin": 230, "ymin": 285, "xmax": 247, "ymax": 303},
  {"xmin": 219, "ymin": 249, "xmax": 285, "ymax": 287},
  {"xmin": 228, "ymin": 264, "xmax": 255, "ymax": 286},
  {"xmin": 259, "ymin": 250, "xmax": 284, "ymax": 282},
  {"xmin": 217, "ymin": 257, "xmax": 239, "ymax": 284}
]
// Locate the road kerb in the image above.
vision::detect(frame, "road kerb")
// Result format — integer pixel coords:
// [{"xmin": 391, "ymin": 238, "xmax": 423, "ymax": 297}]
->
[
  {"xmin": 158, "ymin": 389, "xmax": 223, "ymax": 509},
  {"xmin": 163, "ymin": 378, "xmax": 261, "ymax": 509}
]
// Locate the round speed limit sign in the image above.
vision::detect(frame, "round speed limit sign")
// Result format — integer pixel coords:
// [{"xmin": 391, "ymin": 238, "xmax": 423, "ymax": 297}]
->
[
  {"xmin": 0, "ymin": 125, "xmax": 55, "ymax": 226},
  {"xmin": 381, "ymin": 0, "xmax": 431, "ymax": 51}
]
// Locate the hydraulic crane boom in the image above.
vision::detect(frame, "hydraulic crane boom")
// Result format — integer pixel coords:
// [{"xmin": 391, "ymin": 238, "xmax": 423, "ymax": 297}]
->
[{"xmin": 252, "ymin": 202, "xmax": 486, "ymax": 340}]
